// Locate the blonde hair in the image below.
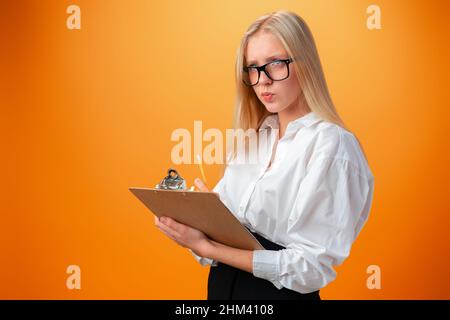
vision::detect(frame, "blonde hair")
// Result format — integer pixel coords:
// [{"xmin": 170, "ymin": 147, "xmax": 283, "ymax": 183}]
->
[
  {"xmin": 234, "ymin": 10, "xmax": 346, "ymax": 129},
  {"xmin": 224, "ymin": 10, "xmax": 368, "ymax": 166}
]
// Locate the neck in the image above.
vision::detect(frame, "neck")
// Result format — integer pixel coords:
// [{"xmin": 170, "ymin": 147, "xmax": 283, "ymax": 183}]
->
[{"xmin": 277, "ymin": 94, "xmax": 310, "ymax": 139}]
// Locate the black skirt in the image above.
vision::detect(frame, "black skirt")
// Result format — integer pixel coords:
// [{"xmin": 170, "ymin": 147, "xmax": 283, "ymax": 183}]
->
[{"xmin": 207, "ymin": 229, "xmax": 321, "ymax": 300}]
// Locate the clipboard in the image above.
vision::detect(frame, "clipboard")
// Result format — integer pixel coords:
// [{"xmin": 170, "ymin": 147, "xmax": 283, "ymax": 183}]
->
[{"xmin": 129, "ymin": 187, "xmax": 264, "ymax": 251}]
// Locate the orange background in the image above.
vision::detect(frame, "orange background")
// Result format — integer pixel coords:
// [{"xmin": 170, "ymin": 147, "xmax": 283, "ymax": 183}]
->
[{"xmin": 1, "ymin": 0, "xmax": 449, "ymax": 299}]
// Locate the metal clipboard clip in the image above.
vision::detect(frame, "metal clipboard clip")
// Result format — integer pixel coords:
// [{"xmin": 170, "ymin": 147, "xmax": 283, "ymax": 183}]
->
[{"xmin": 155, "ymin": 168, "xmax": 187, "ymax": 190}]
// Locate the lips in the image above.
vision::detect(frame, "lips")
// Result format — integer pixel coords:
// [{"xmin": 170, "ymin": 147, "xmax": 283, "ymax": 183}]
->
[{"xmin": 261, "ymin": 92, "xmax": 275, "ymax": 102}]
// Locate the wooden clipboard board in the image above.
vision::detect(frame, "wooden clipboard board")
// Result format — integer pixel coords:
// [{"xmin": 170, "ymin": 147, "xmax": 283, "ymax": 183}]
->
[{"xmin": 129, "ymin": 187, "xmax": 264, "ymax": 250}]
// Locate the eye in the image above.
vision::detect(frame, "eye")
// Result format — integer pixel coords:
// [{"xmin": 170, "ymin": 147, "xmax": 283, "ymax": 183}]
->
[{"xmin": 270, "ymin": 60, "xmax": 283, "ymax": 65}]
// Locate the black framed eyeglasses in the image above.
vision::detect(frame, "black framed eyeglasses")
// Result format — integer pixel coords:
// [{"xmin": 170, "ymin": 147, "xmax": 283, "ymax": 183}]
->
[{"xmin": 242, "ymin": 58, "xmax": 294, "ymax": 86}]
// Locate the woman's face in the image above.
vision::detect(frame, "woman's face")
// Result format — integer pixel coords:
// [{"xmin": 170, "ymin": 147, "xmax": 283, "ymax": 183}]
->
[{"xmin": 245, "ymin": 31, "xmax": 302, "ymax": 113}]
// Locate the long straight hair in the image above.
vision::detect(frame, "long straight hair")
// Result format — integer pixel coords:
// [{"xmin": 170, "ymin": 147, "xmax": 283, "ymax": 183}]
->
[
  {"xmin": 234, "ymin": 10, "xmax": 345, "ymax": 130},
  {"xmin": 224, "ymin": 10, "xmax": 367, "ymax": 168}
]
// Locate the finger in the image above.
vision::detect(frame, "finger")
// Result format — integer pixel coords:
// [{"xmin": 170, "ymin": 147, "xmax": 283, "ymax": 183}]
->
[
  {"xmin": 194, "ymin": 178, "xmax": 210, "ymax": 192},
  {"xmin": 161, "ymin": 217, "xmax": 184, "ymax": 233},
  {"xmin": 158, "ymin": 227, "xmax": 176, "ymax": 240},
  {"xmin": 158, "ymin": 225, "xmax": 177, "ymax": 241},
  {"xmin": 155, "ymin": 216, "xmax": 164, "ymax": 228},
  {"xmin": 158, "ymin": 219, "xmax": 182, "ymax": 238},
  {"xmin": 159, "ymin": 228, "xmax": 182, "ymax": 244},
  {"xmin": 158, "ymin": 227, "xmax": 185, "ymax": 247}
]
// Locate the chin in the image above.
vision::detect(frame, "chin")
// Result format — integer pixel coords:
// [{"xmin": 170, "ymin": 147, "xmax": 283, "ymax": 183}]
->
[{"xmin": 264, "ymin": 103, "xmax": 284, "ymax": 113}]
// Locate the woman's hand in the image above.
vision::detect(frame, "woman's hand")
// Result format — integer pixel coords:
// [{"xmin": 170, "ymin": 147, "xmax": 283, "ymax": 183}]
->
[
  {"xmin": 155, "ymin": 216, "xmax": 212, "ymax": 257},
  {"xmin": 154, "ymin": 178, "xmax": 211, "ymax": 257}
]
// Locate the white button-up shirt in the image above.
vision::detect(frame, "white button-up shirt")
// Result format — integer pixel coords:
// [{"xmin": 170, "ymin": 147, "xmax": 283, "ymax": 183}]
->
[{"xmin": 190, "ymin": 111, "xmax": 375, "ymax": 294}]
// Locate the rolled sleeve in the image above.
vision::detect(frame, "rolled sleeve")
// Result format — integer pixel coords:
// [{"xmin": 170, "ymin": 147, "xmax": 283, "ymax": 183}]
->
[
  {"xmin": 189, "ymin": 249, "xmax": 218, "ymax": 267},
  {"xmin": 253, "ymin": 249, "xmax": 283, "ymax": 289}
]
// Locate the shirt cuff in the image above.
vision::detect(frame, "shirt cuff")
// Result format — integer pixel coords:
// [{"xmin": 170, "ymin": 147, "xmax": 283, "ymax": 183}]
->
[
  {"xmin": 189, "ymin": 249, "xmax": 219, "ymax": 267},
  {"xmin": 253, "ymin": 250, "xmax": 283, "ymax": 289}
]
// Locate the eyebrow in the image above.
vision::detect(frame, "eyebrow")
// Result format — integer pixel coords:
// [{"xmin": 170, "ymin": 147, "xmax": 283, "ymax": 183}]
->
[{"xmin": 246, "ymin": 54, "xmax": 285, "ymax": 66}]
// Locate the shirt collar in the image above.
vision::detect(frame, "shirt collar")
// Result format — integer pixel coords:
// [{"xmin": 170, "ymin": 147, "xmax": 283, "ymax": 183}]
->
[
  {"xmin": 259, "ymin": 111, "xmax": 322, "ymax": 133},
  {"xmin": 259, "ymin": 114, "xmax": 279, "ymax": 131}
]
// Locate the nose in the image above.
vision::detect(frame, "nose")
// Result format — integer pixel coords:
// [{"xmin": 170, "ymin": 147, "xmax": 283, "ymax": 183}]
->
[{"xmin": 259, "ymin": 70, "xmax": 273, "ymax": 86}]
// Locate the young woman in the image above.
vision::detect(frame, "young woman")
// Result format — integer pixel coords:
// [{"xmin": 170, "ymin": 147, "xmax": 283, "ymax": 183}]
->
[{"xmin": 155, "ymin": 10, "xmax": 374, "ymax": 300}]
